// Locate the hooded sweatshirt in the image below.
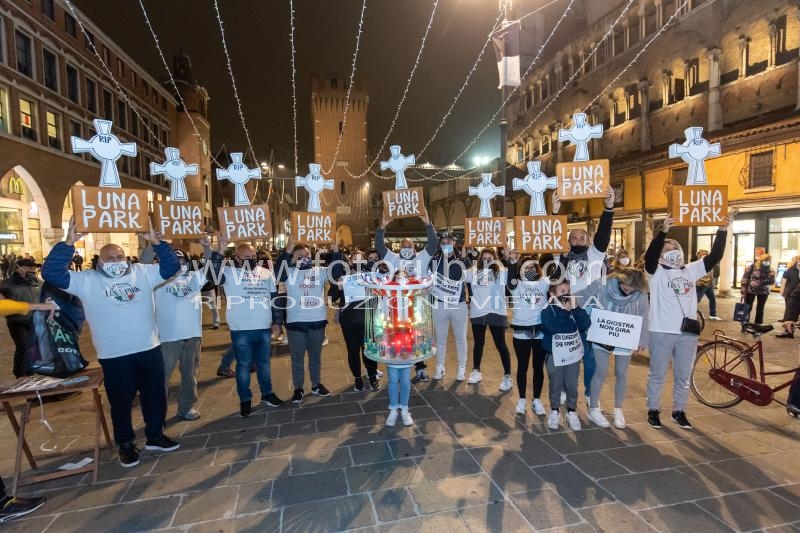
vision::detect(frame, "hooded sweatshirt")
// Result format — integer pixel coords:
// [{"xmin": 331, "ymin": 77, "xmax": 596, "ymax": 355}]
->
[
  {"xmin": 375, "ymin": 224, "xmax": 438, "ymax": 278},
  {"xmin": 578, "ymin": 277, "xmax": 650, "ymax": 353}
]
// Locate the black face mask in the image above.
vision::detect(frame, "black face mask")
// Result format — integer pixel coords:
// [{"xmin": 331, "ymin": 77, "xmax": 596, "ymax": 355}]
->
[
  {"xmin": 570, "ymin": 245, "xmax": 588, "ymax": 255},
  {"xmin": 239, "ymin": 258, "xmax": 258, "ymax": 270},
  {"xmin": 523, "ymin": 269, "xmax": 537, "ymax": 281},
  {"xmin": 14, "ymin": 271, "xmax": 36, "ymax": 284}
]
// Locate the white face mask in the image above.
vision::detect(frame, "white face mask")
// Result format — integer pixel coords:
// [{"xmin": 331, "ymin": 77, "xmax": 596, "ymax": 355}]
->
[
  {"xmin": 101, "ymin": 260, "xmax": 129, "ymax": 278},
  {"xmin": 399, "ymin": 248, "xmax": 415, "ymax": 260},
  {"xmin": 661, "ymin": 249, "xmax": 684, "ymax": 268},
  {"xmin": 762, "ymin": 261, "xmax": 771, "ymax": 267},
  {"xmin": 619, "ymin": 257, "xmax": 630, "ymax": 266}
]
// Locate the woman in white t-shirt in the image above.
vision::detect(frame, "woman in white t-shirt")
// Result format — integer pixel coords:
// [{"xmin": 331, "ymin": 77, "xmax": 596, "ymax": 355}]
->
[
  {"xmin": 644, "ymin": 215, "xmax": 729, "ymax": 432},
  {"xmin": 464, "ymin": 248, "xmax": 512, "ymax": 391}
]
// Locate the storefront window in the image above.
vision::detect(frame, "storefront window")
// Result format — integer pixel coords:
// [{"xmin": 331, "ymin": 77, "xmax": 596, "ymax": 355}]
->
[
  {"xmin": 732, "ymin": 219, "xmax": 755, "ymax": 288},
  {"xmin": 0, "ymin": 207, "xmax": 23, "ymax": 255},
  {"xmin": 768, "ymin": 217, "xmax": 800, "ymax": 275}
]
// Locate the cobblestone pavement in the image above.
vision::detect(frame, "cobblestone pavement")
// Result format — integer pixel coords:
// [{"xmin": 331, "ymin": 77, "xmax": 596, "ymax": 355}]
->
[{"xmin": 1, "ymin": 292, "xmax": 799, "ymax": 532}]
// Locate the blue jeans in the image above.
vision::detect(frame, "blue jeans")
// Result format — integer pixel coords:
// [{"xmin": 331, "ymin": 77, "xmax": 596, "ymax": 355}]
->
[
  {"xmin": 583, "ymin": 342, "xmax": 595, "ymax": 398},
  {"xmin": 220, "ymin": 347, "xmax": 235, "ymax": 369},
  {"xmin": 387, "ymin": 365, "xmax": 412, "ymax": 410},
  {"xmin": 231, "ymin": 329, "xmax": 273, "ymax": 402},
  {"xmin": 696, "ymin": 285, "xmax": 717, "ymax": 316}
]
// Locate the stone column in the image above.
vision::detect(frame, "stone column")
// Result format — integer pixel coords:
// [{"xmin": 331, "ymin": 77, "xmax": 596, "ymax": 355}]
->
[
  {"xmin": 707, "ymin": 47, "xmax": 723, "ymax": 131},
  {"xmin": 607, "ymin": 94, "xmax": 616, "ymax": 127},
  {"xmin": 579, "ymin": 50, "xmax": 586, "ymax": 76},
  {"xmin": 590, "ymin": 103, "xmax": 604, "ymax": 159},
  {"xmin": 683, "ymin": 60, "xmax": 692, "ymax": 97},
  {"xmin": 738, "ymin": 36, "xmax": 749, "ymax": 79},
  {"xmin": 718, "ymin": 230, "xmax": 734, "ymax": 297},
  {"xmin": 661, "ymin": 70, "xmax": 672, "ymax": 105},
  {"xmin": 623, "ymin": 19, "xmax": 630, "ymax": 49},
  {"xmin": 553, "ymin": 123, "xmax": 564, "ymax": 164},
  {"xmin": 638, "ymin": 0, "xmax": 647, "ymax": 40},
  {"xmin": 655, "ymin": 0, "xmax": 663, "ymax": 29},
  {"xmin": 624, "ymin": 88, "xmax": 633, "ymax": 121},
  {"xmin": 638, "ymin": 79, "xmax": 652, "ymax": 150}
]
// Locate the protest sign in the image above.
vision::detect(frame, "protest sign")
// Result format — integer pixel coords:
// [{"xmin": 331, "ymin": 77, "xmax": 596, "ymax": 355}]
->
[
  {"xmin": 71, "ymin": 185, "xmax": 149, "ymax": 233},
  {"xmin": 292, "ymin": 211, "xmax": 336, "ymax": 244},
  {"xmin": 431, "ymin": 272, "xmax": 463, "ymax": 304},
  {"xmin": 513, "ymin": 215, "xmax": 568, "ymax": 253},
  {"xmin": 383, "ymin": 187, "xmax": 426, "ymax": 220},
  {"xmin": 342, "ymin": 272, "xmax": 372, "ymax": 304},
  {"xmin": 465, "ymin": 217, "xmax": 506, "ymax": 247},
  {"xmin": 555, "ymin": 160, "xmax": 610, "ymax": 200},
  {"xmin": 551, "ymin": 330, "xmax": 584, "ymax": 367},
  {"xmin": 218, "ymin": 204, "xmax": 272, "ymax": 241},
  {"xmin": 670, "ymin": 185, "xmax": 728, "ymax": 226},
  {"xmin": 586, "ymin": 309, "xmax": 643, "ymax": 351},
  {"xmin": 153, "ymin": 201, "xmax": 205, "ymax": 239}
]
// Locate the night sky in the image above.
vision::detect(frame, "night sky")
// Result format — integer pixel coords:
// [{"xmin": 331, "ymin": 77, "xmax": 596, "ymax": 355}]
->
[{"xmin": 73, "ymin": 0, "xmax": 505, "ymax": 169}]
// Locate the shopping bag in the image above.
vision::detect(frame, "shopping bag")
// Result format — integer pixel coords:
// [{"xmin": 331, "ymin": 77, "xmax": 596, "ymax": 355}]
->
[
  {"xmin": 25, "ymin": 310, "xmax": 88, "ymax": 378},
  {"xmin": 733, "ymin": 300, "xmax": 752, "ymax": 323}
]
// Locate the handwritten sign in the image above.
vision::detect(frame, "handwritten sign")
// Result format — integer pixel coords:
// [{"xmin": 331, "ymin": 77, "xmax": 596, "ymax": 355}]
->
[
  {"xmin": 292, "ymin": 211, "xmax": 336, "ymax": 244},
  {"xmin": 431, "ymin": 272, "xmax": 463, "ymax": 304},
  {"xmin": 513, "ymin": 215, "xmax": 568, "ymax": 253},
  {"xmin": 555, "ymin": 160, "xmax": 610, "ymax": 200},
  {"xmin": 586, "ymin": 309, "xmax": 643, "ymax": 352},
  {"xmin": 383, "ymin": 187, "xmax": 426, "ymax": 220},
  {"xmin": 670, "ymin": 185, "xmax": 728, "ymax": 227},
  {"xmin": 551, "ymin": 330, "xmax": 584, "ymax": 367},
  {"xmin": 154, "ymin": 201, "xmax": 205, "ymax": 239},
  {"xmin": 218, "ymin": 204, "xmax": 273, "ymax": 241},
  {"xmin": 71, "ymin": 185, "xmax": 149, "ymax": 233},
  {"xmin": 465, "ymin": 217, "xmax": 506, "ymax": 247}
]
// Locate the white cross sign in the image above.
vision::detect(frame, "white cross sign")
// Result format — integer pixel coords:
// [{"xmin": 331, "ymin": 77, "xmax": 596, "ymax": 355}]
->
[
  {"xmin": 469, "ymin": 173, "xmax": 505, "ymax": 218},
  {"xmin": 295, "ymin": 163, "xmax": 334, "ymax": 213},
  {"xmin": 513, "ymin": 161, "xmax": 557, "ymax": 216},
  {"xmin": 668, "ymin": 127, "xmax": 721, "ymax": 185},
  {"xmin": 216, "ymin": 152, "xmax": 261, "ymax": 206},
  {"xmin": 558, "ymin": 112, "xmax": 603, "ymax": 162},
  {"xmin": 71, "ymin": 118, "xmax": 137, "ymax": 188},
  {"xmin": 380, "ymin": 145, "xmax": 415, "ymax": 190},
  {"xmin": 150, "ymin": 147, "xmax": 198, "ymax": 202}
]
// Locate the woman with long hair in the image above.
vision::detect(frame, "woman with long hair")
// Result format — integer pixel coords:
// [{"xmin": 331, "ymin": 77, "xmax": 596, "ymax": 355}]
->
[{"xmin": 740, "ymin": 253, "xmax": 776, "ymax": 325}]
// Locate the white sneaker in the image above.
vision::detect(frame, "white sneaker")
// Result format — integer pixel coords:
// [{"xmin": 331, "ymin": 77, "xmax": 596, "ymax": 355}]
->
[
  {"xmin": 709, "ymin": 315, "xmax": 723, "ymax": 321},
  {"xmin": 400, "ymin": 408, "xmax": 413, "ymax": 426},
  {"xmin": 515, "ymin": 398, "xmax": 527, "ymax": 414},
  {"xmin": 587, "ymin": 407, "xmax": 611, "ymax": 428},
  {"xmin": 532, "ymin": 398, "xmax": 546, "ymax": 416},
  {"xmin": 376, "ymin": 369, "xmax": 384, "ymax": 378},
  {"xmin": 566, "ymin": 411, "xmax": 582, "ymax": 431},
  {"xmin": 322, "ymin": 336, "xmax": 329, "ymax": 347},
  {"xmin": 385, "ymin": 409, "xmax": 398, "ymax": 427},
  {"xmin": 467, "ymin": 369, "xmax": 483, "ymax": 384},
  {"xmin": 434, "ymin": 365, "xmax": 445, "ymax": 380},
  {"xmin": 456, "ymin": 365, "xmax": 466, "ymax": 381},
  {"xmin": 547, "ymin": 410, "xmax": 561, "ymax": 429},
  {"xmin": 613, "ymin": 408, "xmax": 626, "ymax": 429},
  {"xmin": 559, "ymin": 391, "xmax": 567, "ymax": 405},
  {"xmin": 499, "ymin": 375, "xmax": 513, "ymax": 392}
]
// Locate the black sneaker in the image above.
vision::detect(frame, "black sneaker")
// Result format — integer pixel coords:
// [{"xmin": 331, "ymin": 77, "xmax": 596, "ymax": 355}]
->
[
  {"xmin": 119, "ymin": 443, "xmax": 140, "ymax": 468},
  {"xmin": 354, "ymin": 377, "xmax": 364, "ymax": 392},
  {"xmin": 0, "ymin": 495, "xmax": 47, "ymax": 523},
  {"xmin": 416, "ymin": 368, "xmax": 429, "ymax": 383},
  {"xmin": 647, "ymin": 410, "xmax": 662, "ymax": 429},
  {"xmin": 312, "ymin": 383, "xmax": 330, "ymax": 397},
  {"xmin": 369, "ymin": 376, "xmax": 381, "ymax": 391},
  {"xmin": 145, "ymin": 434, "xmax": 180, "ymax": 452},
  {"xmin": 671, "ymin": 410, "xmax": 693, "ymax": 430},
  {"xmin": 262, "ymin": 393, "xmax": 283, "ymax": 407},
  {"xmin": 240, "ymin": 400, "xmax": 252, "ymax": 417},
  {"xmin": 291, "ymin": 389, "xmax": 304, "ymax": 404}
]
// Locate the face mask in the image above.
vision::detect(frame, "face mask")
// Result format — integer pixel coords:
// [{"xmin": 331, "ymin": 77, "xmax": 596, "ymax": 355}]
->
[
  {"xmin": 441, "ymin": 244, "xmax": 454, "ymax": 256},
  {"xmin": 240, "ymin": 258, "xmax": 258, "ymax": 270},
  {"xmin": 762, "ymin": 261, "xmax": 771, "ymax": 267},
  {"xmin": 399, "ymin": 248, "xmax": 415, "ymax": 260},
  {"xmin": 571, "ymin": 244, "xmax": 588, "ymax": 255},
  {"xmin": 523, "ymin": 269, "xmax": 537, "ymax": 281},
  {"xmin": 661, "ymin": 249, "xmax": 684, "ymax": 268},
  {"xmin": 298, "ymin": 257, "xmax": 312, "ymax": 269},
  {"xmin": 101, "ymin": 261, "xmax": 129, "ymax": 278},
  {"xmin": 619, "ymin": 257, "xmax": 630, "ymax": 266},
  {"xmin": 179, "ymin": 263, "xmax": 189, "ymax": 274}
]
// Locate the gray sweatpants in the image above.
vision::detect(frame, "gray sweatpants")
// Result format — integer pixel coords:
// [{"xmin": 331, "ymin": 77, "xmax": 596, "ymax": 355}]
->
[
  {"xmin": 433, "ymin": 301, "xmax": 469, "ymax": 368},
  {"xmin": 546, "ymin": 355, "xmax": 580, "ymax": 411},
  {"xmin": 647, "ymin": 331, "xmax": 698, "ymax": 411},
  {"xmin": 590, "ymin": 345, "xmax": 631, "ymax": 409},
  {"xmin": 288, "ymin": 327, "xmax": 325, "ymax": 389},
  {"xmin": 161, "ymin": 337, "xmax": 201, "ymax": 416}
]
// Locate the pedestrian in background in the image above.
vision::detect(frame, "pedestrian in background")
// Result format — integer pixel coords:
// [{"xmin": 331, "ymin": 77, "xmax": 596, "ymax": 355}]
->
[{"xmin": 740, "ymin": 253, "xmax": 775, "ymax": 325}]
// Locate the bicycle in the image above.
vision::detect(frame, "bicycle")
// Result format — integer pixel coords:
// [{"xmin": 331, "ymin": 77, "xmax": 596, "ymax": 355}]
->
[{"xmin": 690, "ymin": 323, "xmax": 800, "ymax": 414}]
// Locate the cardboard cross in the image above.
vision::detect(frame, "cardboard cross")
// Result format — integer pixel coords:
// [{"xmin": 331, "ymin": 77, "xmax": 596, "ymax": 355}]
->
[
  {"xmin": 216, "ymin": 152, "xmax": 261, "ymax": 206},
  {"xmin": 468, "ymin": 173, "xmax": 505, "ymax": 218},
  {"xmin": 295, "ymin": 163, "xmax": 334, "ymax": 213},
  {"xmin": 380, "ymin": 145, "xmax": 415, "ymax": 190},
  {"xmin": 71, "ymin": 118, "xmax": 137, "ymax": 188},
  {"xmin": 513, "ymin": 161, "xmax": 557, "ymax": 216},
  {"xmin": 150, "ymin": 147, "xmax": 198, "ymax": 201},
  {"xmin": 668, "ymin": 127, "xmax": 721, "ymax": 185},
  {"xmin": 558, "ymin": 112, "xmax": 603, "ymax": 162}
]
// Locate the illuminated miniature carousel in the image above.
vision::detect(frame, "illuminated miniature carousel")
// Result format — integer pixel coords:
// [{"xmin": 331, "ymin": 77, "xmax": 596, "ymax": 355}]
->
[{"xmin": 363, "ymin": 274, "xmax": 435, "ymax": 365}]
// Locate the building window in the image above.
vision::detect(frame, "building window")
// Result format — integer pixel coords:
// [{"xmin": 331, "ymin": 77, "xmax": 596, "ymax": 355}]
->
[
  {"xmin": 338, "ymin": 121, "xmax": 343, "ymax": 135},
  {"xmin": 0, "ymin": 87, "xmax": 8, "ymax": 133},
  {"xmin": 671, "ymin": 167, "xmax": 688, "ymax": 185},
  {"xmin": 69, "ymin": 119, "xmax": 81, "ymax": 140},
  {"xmin": 117, "ymin": 58, "xmax": 124, "ymax": 76},
  {"xmin": 117, "ymin": 100, "xmax": 127, "ymax": 130},
  {"xmin": 66, "ymin": 64, "xmax": 79, "ymax": 103},
  {"xmin": 161, "ymin": 129, "xmax": 168, "ymax": 146},
  {"xmin": 748, "ymin": 151, "xmax": 774, "ymax": 188},
  {"xmin": 331, "ymin": 78, "xmax": 337, "ymax": 89},
  {"xmin": 0, "ymin": 16, "xmax": 5, "ymax": 65},
  {"xmin": 46, "ymin": 111, "xmax": 61, "ymax": 149},
  {"xmin": 43, "ymin": 48, "xmax": 58, "ymax": 92},
  {"xmin": 102, "ymin": 46, "xmax": 110, "ymax": 66},
  {"xmin": 142, "ymin": 116, "xmax": 149, "ymax": 144},
  {"xmin": 102, "ymin": 89, "xmax": 112, "ymax": 120},
  {"xmin": 15, "ymin": 31, "xmax": 33, "ymax": 77},
  {"xmin": 86, "ymin": 78, "xmax": 97, "ymax": 113},
  {"xmin": 42, "ymin": 0, "xmax": 55, "ymax": 20},
  {"xmin": 19, "ymin": 97, "xmax": 37, "ymax": 141},
  {"xmin": 340, "ymin": 181, "xmax": 345, "ymax": 196},
  {"xmin": 84, "ymin": 30, "xmax": 95, "ymax": 50},
  {"xmin": 64, "ymin": 12, "xmax": 77, "ymax": 37},
  {"xmin": 130, "ymin": 108, "xmax": 139, "ymax": 137},
  {"xmin": 161, "ymin": 94, "xmax": 167, "ymax": 111}
]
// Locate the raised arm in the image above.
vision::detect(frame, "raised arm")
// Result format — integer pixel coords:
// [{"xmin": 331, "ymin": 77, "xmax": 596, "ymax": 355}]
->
[
  {"xmin": 644, "ymin": 219, "xmax": 671, "ymax": 275},
  {"xmin": 139, "ymin": 245, "xmax": 156, "ymax": 265},
  {"xmin": 42, "ymin": 241, "xmax": 75, "ymax": 290},
  {"xmin": 702, "ymin": 218, "xmax": 730, "ymax": 273},
  {"xmin": 275, "ymin": 251, "xmax": 292, "ymax": 283},
  {"xmin": 153, "ymin": 241, "xmax": 180, "ymax": 280},
  {"xmin": 423, "ymin": 212, "xmax": 438, "ymax": 257}
]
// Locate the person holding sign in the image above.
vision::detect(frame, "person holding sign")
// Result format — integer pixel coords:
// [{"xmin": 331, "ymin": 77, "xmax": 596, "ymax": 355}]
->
[
  {"xmin": 275, "ymin": 239, "xmax": 341, "ymax": 405},
  {"xmin": 578, "ymin": 268, "xmax": 649, "ymax": 429},
  {"xmin": 644, "ymin": 214, "xmax": 730, "ymax": 431},
  {"xmin": 541, "ymin": 279, "xmax": 591, "ymax": 431},
  {"xmin": 464, "ymin": 248, "xmax": 513, "ymax": 391},
  {"xmin": 42, "ymin": 218, "xmax": 182, "ymax": 468}
]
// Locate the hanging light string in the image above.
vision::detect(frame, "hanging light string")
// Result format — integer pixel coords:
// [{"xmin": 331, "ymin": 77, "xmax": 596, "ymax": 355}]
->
[
  {"xmin": 137, "ymin": 0, "xmax": 223, "ymax": 167},
  {"xmin": 423, "ymin": 0, "xmax": 578, "ymax": 181},
  {"xmin": 288, "ymin": 0, "xmax": 299, "ymax": 175},
  {"xmin": 212, "ymin": 0, "xmax": 258, "ymax": 166},
  {"xmin": 323, "ymin": 0, "xmax": 368, "ymax": 175},
  {"xmin": 63, "ymin": 0, "xmax": 164, "ymax": 151}
]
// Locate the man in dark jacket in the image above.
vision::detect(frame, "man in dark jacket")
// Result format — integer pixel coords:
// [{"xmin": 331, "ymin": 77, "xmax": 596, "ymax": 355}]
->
[{"xmin": 0, "ymin": 258, "xmax": 41, "ymax": 377}]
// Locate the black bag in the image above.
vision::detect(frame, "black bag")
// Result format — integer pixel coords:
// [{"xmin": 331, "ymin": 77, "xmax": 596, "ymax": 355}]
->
[
  {"xmin": 680, "ymin": 317, "xmax": 702, "ymax": 336},
  {"xmin": 733, "ymin": 300, "xmax": 752, "ymax": 323},
  {"xmin": 26, "ymin": 310, "xmax": 88, "ymax": 378}
]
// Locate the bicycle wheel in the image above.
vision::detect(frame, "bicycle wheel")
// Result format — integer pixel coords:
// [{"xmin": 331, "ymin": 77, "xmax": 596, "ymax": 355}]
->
[
  {"xmin": 697, "ymin": 311, "xmax": 706, "ymax": 333},
  {"xmin": 691, "ymin": 341, "xmax": 756, "ymax": 408}
]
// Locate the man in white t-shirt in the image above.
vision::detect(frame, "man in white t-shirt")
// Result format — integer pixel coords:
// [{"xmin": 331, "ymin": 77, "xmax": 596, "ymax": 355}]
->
[{"xmin": 42, "ymin": 218, "xmax": 182, "ymax": 468}]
